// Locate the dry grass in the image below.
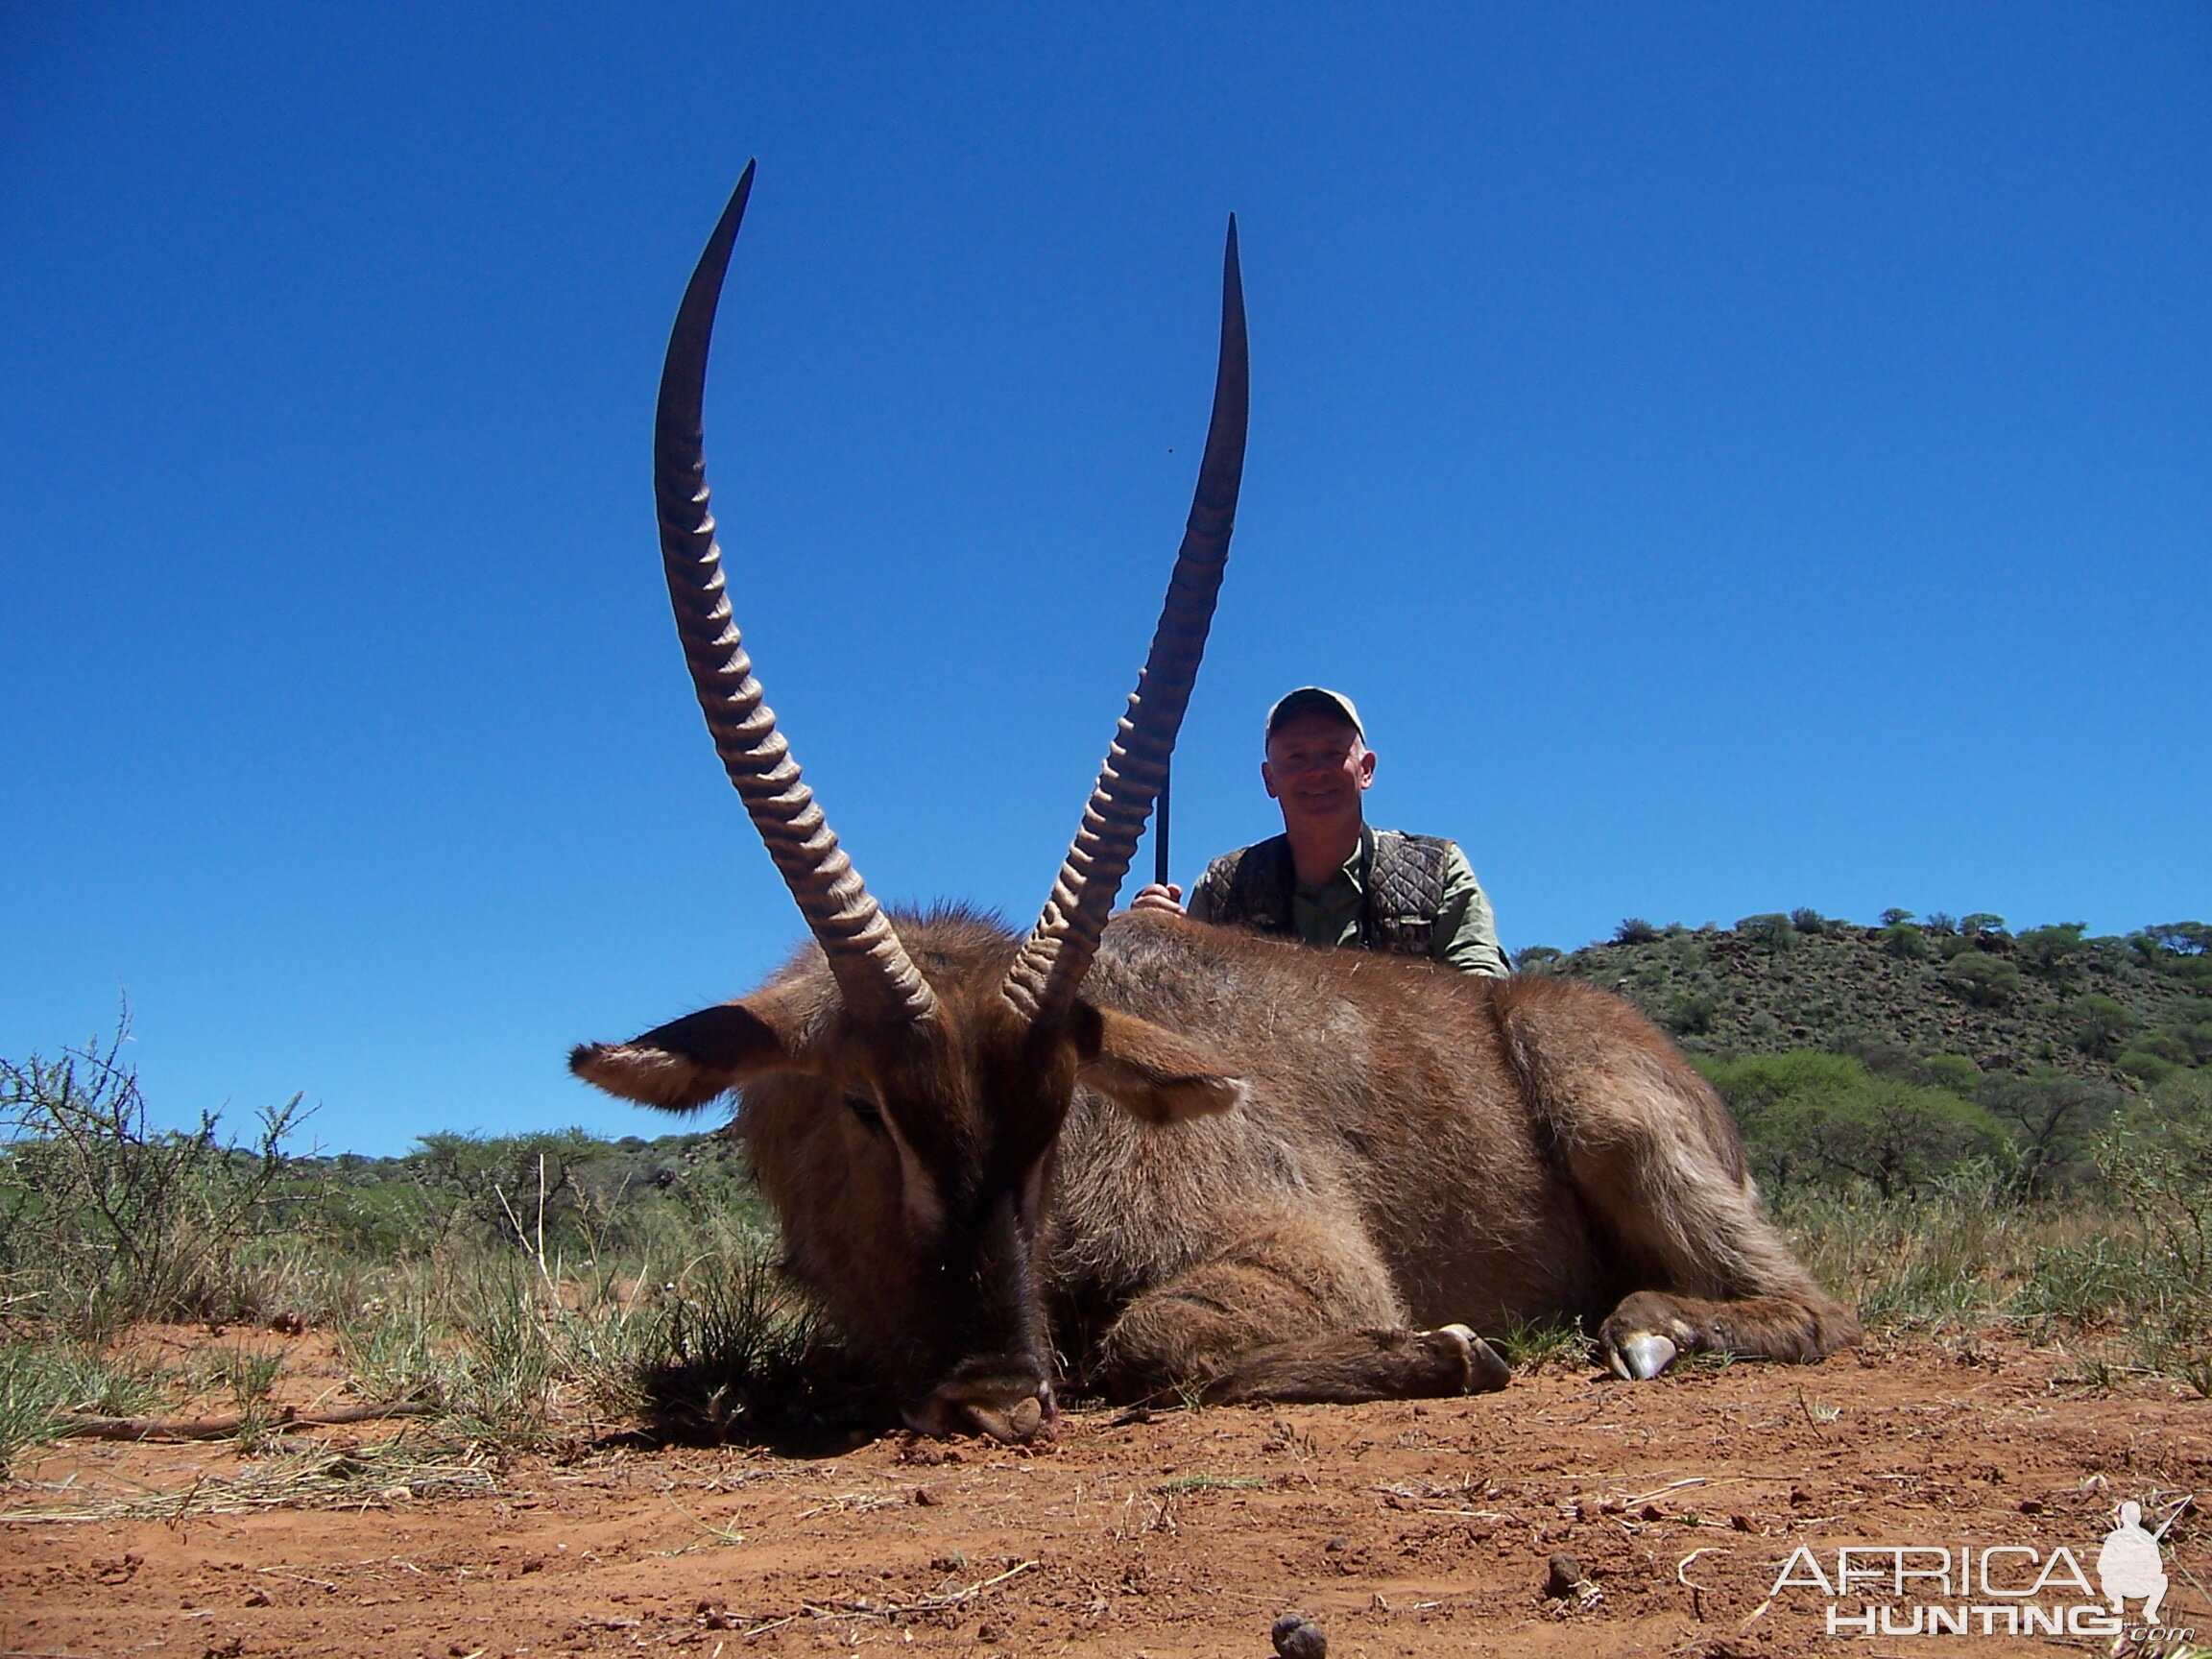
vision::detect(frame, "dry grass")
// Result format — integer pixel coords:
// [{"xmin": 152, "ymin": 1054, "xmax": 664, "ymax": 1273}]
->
[{"xmin": 3, "ymin": 1024, "xmax": 2207, "ymax": 1480}]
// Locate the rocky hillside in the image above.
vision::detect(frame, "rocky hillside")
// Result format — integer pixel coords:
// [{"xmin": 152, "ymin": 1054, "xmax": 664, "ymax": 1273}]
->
[{"xmin": 1520, "ymin": 913, "xmax": 2209, "ymax": 1088}]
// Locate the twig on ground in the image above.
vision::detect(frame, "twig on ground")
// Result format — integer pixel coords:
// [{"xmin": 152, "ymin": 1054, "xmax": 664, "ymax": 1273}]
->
[
  {"xmin": 1625, "ymin": 1476, "xmax": 1717, "ymax": 1506},
  {"xmin": 1676, "ymin": 1545, "xmax": 1722, "ymax": 1622},
  {"xmin": 54, "ymin": 1403, "xmax": 434, "ymax": 1443},
  {"xmin": 739, "ymin": 1559, "xmax": 1041, "ymax": 1637}
]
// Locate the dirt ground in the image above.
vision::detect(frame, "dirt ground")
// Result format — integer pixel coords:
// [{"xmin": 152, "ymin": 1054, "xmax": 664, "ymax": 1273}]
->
[{"xmin": 4, "ymin": 1328, "xmax": 2205, "ymax": 1659}]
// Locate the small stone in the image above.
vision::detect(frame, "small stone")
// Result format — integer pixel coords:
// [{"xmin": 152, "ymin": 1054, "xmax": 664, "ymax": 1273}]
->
[
  {"xmin": 243, "ymin": 1588, "xmax": 271, "ymax": 1607},
  {"xmin": 1323, "ymin": 1535, "xmax": 1347, "ymax": 1553},
  {"xmin": 974, "ymin": 1624, "xmax": 1002, "ymax": 1644},
  {"xmin": 1544, "ymin": 1552, "xmax": 1585, "ymax": 1600},
  {"xmin": 2018, "ymin": 1498, "xmax": 2043, "ymax": 1514},
  {"xmin": 1271, "ymin": 1614, "xmax": 1327, "ymax": 1659},
  {"xmin": 912, "ymin": 1486, "xmax": 941, "ymax": 1506}
]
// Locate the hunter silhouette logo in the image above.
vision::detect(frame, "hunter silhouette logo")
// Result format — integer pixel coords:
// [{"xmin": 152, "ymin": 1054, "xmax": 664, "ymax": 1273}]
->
[
  {"xmin": 2097, "ymin": 1501, "xmax": 2170, "ymax": 1623},
  {"xmin": 1769, "ymin": 1492, "xmax": 2195, "ymax": 1639}
]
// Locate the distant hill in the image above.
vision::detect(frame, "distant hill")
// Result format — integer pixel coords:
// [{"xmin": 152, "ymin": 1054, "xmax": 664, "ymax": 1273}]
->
[{"xmin": 1520, "ymin": 912, "xmax": 2209, "ymax": 1089}]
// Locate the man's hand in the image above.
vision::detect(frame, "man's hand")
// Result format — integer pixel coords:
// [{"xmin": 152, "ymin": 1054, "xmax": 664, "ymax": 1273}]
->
[{"xmin": 1129, "ymin": 882, "xmax": 1185, "ymax": 917}]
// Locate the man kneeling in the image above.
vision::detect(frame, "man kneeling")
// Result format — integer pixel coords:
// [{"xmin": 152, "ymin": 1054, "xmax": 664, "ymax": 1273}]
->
[{"xmin": 1131, "ymin": 686, "xmax": 1507, "ymax": 976}]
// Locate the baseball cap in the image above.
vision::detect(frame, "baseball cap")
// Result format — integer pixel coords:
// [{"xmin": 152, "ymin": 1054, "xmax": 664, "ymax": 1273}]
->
[{"xmin": 1264, "ymin": 686, "xmax": 1365, "ymax": 742}]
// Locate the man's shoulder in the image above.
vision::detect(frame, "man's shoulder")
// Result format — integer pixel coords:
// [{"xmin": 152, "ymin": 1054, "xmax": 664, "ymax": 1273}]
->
[
  {"xmin": 1365, "ymin": 830, "xmax": 1478, "ymax": 919},
  {"xmin": 1190, "ymin": 834, "xmax": 1291, "ymax": 926},
  {"xmin": 1199, "ymin": 833, "xmax": 1290, "ymax": 880},
  {"xmin": 1369, "ymin": 829, "xmax": 1464, "ymax": 870}
]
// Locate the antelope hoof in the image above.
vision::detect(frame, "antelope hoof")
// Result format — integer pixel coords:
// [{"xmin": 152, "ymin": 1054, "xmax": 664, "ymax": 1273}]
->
[
  {"xmin": 1437, "ymin": 1324, "xmax": 1512, "ymax": 1393},
  {"xmin": 962, "ymin": 1395, "xmax": 1046, "ymax": 1444},
  {"xmin": 1606, "ymin": 1332, "xmax": 1678, "ymax": 1382}
]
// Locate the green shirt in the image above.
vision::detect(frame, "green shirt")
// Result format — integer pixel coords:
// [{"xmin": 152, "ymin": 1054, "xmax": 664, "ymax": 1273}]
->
[{"xmin": 1187, "ymin": 830, "xmax": 1509, "ymax": 977}]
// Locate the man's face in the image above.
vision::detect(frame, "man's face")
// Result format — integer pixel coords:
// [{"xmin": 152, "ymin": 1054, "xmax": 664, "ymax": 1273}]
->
[{"xmin": 1262, "ymin": 710, "xmax": 1375, "ymax": 832}]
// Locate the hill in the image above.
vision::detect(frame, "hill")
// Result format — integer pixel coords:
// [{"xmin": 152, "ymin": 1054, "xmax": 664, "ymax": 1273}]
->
[{"xmin": 1520, "ymin": 912, "xmax": 2209, "ymax": 1090}]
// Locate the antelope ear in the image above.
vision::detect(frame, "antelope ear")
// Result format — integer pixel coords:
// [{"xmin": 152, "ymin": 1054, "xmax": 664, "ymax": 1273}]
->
[
  {"xmin": 569, "ymin": 996, "xmax": 803, "ymax": 1111},
  {"xmin": 1071, "ymin": 1003, "xmax": 1251, "ymax": 1123}
]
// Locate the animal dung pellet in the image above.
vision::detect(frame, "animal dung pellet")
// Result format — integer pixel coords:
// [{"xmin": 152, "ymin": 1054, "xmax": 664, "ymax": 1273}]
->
[{"xmin": 1271, "ymin": 1613, "xmax": 1327, "ymax": 1659}]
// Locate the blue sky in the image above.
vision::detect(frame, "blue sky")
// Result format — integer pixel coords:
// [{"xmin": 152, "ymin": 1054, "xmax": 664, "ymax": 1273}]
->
[{"xmin": 3, "ymin": 5, "xmax": 2205, "ymax": 1156}]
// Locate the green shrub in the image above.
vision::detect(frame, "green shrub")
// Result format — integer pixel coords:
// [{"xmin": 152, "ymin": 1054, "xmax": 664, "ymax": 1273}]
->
[
  {"xmin": 1512, "ymin": 945, "xmax": 1563, "ymax": 972},
  {"xmin": 2016, "ymin": 922, "xmax": 2089, "ymax": 981},
  {"xmin": 1975, "ymin": 1072, "xmax": 2119, "ymax": 1196},
  {"xmin": 1665, "ymin": 992, "xmax": 1719, "ymax": 1037},
  {"xmin": 1879, "ymin": 922, "xmax": 1931, "ymax": 960},
  {"xmin": 1736, "ymin": 913, "xmax": 1796, "ymax": 951},
  {"xmin": 1698, "ymin": 1051, "xmax": 2003, "ymax": 1197},
  {"xmin": 2117, "ymin": 1048, "xmax": 2177, "ymax": 1087},
  {"xmin": 2176, "ymin": 1003, "xmax": 2212, "ymax": 1066},
  {"xmin": 2074, "ymin": 1075, "xmax": 2212, "ymax": 1361},
  {"xmin": 404, "ymin": 1127, "xmax": 636, "ymax": 1260},
  {"xmin": 2073, "ymin": 994, "xmax": 2133, "ymax": 1059},
  {"xmin": 1914, "ymin": 1053, "xmax": 1981, "ymax": 1094},
  {"xmin": 1940, "ymin": 952, "xmax": 2022, "ymax": 1009},
  {"xmin": 2131, "ymin": 1030, "xmax": 2195, "ymax": 1066},
  {"xmin": 1614, "ymin": 919, "xmax": 1661, "ymax": 945},
  {"xmin": 2135, "ymin": 922, "xmax": 2211, "ymax": 959},
  {"xmin": 1960, "ymin": 913, "xmax": 2008, "ymax": 939},
  {"xmin": 0, "ymin": 1016, "xmax": 305, "ymax": 1336}
]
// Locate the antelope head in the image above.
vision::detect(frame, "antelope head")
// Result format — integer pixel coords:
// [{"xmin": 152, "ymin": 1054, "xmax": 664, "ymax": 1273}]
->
[{"xmin": 571, "ymin": 166, "xmax": 1250, "ymax": 1440}]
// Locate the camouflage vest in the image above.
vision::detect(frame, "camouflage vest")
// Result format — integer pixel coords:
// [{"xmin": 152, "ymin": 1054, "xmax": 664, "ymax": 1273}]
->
[{"xmin": 1200, "ymin": 828, "xmax": 1453, "ymax": 958}]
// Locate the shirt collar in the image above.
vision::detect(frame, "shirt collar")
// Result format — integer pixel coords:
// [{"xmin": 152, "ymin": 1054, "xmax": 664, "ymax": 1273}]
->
[{"xmin": 1295, "ymin": 824, "xmax": 1374, "ymax": 896}]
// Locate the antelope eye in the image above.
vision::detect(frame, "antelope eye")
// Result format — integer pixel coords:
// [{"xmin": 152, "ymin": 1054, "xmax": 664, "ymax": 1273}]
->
[{"xmin": 842, "ymin": 1092, "xmax": 888, "ymax": 1136}]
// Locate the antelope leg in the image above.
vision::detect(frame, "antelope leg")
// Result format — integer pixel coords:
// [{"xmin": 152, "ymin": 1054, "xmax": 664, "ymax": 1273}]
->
[
  {"xmin": 1599, "ymin": 1289, "xmax": 1851, "ymax": 1380},
  {"xmin": 1092, "ymin": 1214, "xmax": 1508, "ymax": 1403},
  {"xmin": 1204, "ymin": 1323, "xmax": 1511, "ymax": 1404}
]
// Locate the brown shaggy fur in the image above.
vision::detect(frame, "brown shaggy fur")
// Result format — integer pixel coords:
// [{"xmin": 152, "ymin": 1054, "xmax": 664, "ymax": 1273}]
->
[{"xmin": 572, "ymin": 907, "xmax": 1858, "ymax": 1434}]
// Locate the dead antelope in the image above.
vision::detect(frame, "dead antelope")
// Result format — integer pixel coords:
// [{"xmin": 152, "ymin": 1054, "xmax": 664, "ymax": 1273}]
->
[{"xmin": 573, "ymin": 167, "xmax": 1859, "ymax": 1442}]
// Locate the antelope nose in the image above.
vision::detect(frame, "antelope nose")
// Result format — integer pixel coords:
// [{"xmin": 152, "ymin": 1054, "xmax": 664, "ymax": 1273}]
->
[{"xmin": 962, "ymin": 1395, "xmax": 1046, "ymax": 1444}]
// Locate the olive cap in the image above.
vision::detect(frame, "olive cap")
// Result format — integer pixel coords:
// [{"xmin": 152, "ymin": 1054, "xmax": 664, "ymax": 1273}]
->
[{"xmin": 1264, "ymin": 686, "xmax": 1365, "ymax": 742}]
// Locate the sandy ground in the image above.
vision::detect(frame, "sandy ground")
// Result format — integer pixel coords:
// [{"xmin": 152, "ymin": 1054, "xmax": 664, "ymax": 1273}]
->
[{"xmin": 3, "ymin": 1328, "xmax": 2205, "ymax": 1659}]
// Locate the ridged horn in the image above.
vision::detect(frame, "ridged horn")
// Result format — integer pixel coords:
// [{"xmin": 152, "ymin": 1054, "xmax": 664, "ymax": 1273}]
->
[
  {"xmin": 655, "ymin": 163, "xmax": 937, "ymax": 1025},
  {"xmin": 1001, "ymin": 217, "xmax": 1248, "ymax": 1022}
]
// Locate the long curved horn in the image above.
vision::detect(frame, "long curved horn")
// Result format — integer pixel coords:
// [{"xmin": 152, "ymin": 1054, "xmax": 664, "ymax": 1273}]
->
[
  {"xmin": 1002, "ymin": 217, "xmax": 1248, "ymax": 1022},
  {"xmin": 655, "ymin": 164, "xmax": 937, "ymax": 1025}
]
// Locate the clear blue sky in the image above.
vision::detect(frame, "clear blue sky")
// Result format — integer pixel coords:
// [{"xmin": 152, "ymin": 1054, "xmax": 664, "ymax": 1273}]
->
[{"xmin": 4, "ymin": 5, "xmax": 2205, "ymax": 1156}]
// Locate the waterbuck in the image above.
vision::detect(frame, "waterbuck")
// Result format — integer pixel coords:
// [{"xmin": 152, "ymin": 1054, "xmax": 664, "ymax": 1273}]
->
[{"xmin": 573, "ymin": 168, "xmax": 1859, "ymax": 1443}]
